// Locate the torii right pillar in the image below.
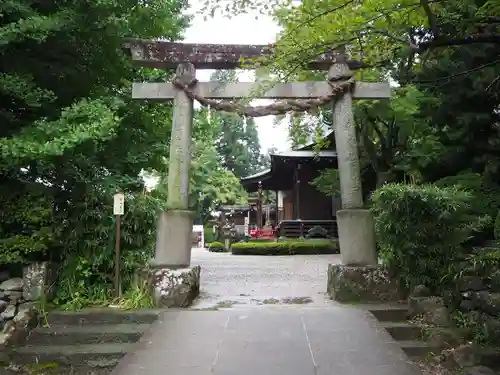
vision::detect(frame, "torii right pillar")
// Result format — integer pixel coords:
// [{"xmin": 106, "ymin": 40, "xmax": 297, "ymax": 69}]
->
[{"xmin": 327, "ymin": 59, "xmax": 400, "ymax": 302}]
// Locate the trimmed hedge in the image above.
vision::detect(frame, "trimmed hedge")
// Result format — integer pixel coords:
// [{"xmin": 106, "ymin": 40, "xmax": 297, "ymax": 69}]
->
[
  {"xmin": 247, "ymin": 237, "xmax": 275, "ymax": 243},
  {"xmin": 208, "ymin": 241, "xmax": 226, "ymax": 252},
  {"xmin": 204, "ymin": 227, "xmax": 216, "ymax": 243},
  {"xmin": 231, "ymin": 240, "xmax": 339, "ymax": 255}
]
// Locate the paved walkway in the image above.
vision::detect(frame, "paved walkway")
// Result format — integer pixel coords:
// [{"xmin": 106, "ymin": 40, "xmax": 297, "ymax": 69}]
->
[{"xmin": 111, "ymin": 250, "xmax": 421, "ymax": 375}]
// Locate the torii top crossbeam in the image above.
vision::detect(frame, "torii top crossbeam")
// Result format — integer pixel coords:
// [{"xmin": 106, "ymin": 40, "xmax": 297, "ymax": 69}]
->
[{"xmin": 123, "ymin": 39, "xmax": 363, "ymax": 70}]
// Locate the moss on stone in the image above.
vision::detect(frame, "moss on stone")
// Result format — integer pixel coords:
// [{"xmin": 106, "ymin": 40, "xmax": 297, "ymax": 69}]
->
[
  {"xmin": 281, "ymin": 297, "xmax": 313, "ymax": 304},
  {"xmin": 327, "ymin": 264, "xmax": 402, "ymax": 303},
  {"xmin": 334, "ymin": 281, "xmax": 363, "ymax": 302}
]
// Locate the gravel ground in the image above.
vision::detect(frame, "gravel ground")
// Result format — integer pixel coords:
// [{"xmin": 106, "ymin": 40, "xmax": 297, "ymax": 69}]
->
[{"xmin": 190, "ymin": 248, "xmax": 342, "ymax": 309}]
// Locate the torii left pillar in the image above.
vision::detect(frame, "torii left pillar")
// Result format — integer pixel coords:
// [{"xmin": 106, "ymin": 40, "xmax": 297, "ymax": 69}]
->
[{"xmin": 150, "ymin": 63, "xmax": 201, "ymax": 308}]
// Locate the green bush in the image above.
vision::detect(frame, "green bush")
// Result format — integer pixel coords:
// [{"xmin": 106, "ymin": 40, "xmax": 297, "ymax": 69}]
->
[
  {"xmin": 371, "ymin": 183, "xmax": 486, "ymax": 292},
  {"xmin": 204, "ymin": 227, "xmax": 215, "ymax": 243},
  {"xmin": 0, "ymin": 183, "xmax": 57, "ymax": 265},
  {"xmin": 53, "ymin": 191, "xmax": 166, "ymax": 310},
  {"xmin": 208, "ymin": 241, "xmax": 226, "ymax": 252},
  {"xmin": 435, "ymin": 172, "xmax": 500, "ymax": 238},
  {"xmin": 231, "ymin": 240, "xmax": 338, "ymax": 255},
  {"xmin": 247, "ymin": 237, "xmax": 275, "ymax": 243}
]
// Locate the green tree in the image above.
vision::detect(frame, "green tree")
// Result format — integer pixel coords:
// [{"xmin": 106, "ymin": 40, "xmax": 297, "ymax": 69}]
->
[
  {"xmin": 151, "ymin": 107, "xmax": 249, "ymax": 224},
  {"xmin": 414, "ymin": 43, "xmax": 500, "ymax": 182},
  {"xmin": 208, "ymin": 70, "xmax": 263, "ymax": 178},
  {"xmin": 0, "ymin": 0, "xmax": 188, "ymax": 308},
  {"xmin": 205, "ymin": 0, "xmax": 499, "ymax": 79}
]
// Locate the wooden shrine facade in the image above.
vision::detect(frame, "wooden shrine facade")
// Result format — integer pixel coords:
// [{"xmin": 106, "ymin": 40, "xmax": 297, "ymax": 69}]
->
[
  {"xmin": 219, "ymin": 202, "xmax": 277, "ymax": 234},
  {"xmin": 240, "ymin": 132, "xmax": 341, "ymax": 239}
]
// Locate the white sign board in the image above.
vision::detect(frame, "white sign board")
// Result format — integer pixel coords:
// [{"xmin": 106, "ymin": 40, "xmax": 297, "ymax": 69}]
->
[
  {"xmin": 113, "ymin": 193, "xmax": 125, "ymax": 215},
  {"xmin": 244, "ymin": 216, "xmax": 249, "ymax": 236},
  {"xmin": 192, "ymin": 225, "xmax": 204, "ymax": 248}
]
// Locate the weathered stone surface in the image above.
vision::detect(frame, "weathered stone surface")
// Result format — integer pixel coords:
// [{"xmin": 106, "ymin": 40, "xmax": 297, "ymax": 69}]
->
[
  {"xmin": 482, "ymin": 314, "xmax": 500, "ymax": 345},
  {"xmin": 463, "ymin": 366, "xmax": 498, "ymax": 375},
  {"xmin": 327, "ymin": 264, "xmax": 401, "ymax": 302},
  {"xmin": 441, "ymin": 345, "xmax": 500, "ymax": 370},
  {"xmin": 441, "ymin": 345, "xmax": 476, "ymax": 368},
  {"xmin": 1, "ymin": 305, "xmax": 16, "ymax": 320},
  {"xmin": 0, "ymin": 300, "xmax": 7, "ymax": 314},
  {"xmin": 2, "ymin": 320, "xmax": 14, "ymax": 335},
  {"xmin": 459, "ymin": 276, "xmax": 485, "ymax": 292},
  {"xmin": 134, "ymin": 81, "xmax": 391, "ymax": 101},
  {"xmin": 0, "ymin": 332, "xmax": 8, "ymax": 347},
  {"xmin": 0, "ymin": 278, "xmax": 22, "ymax": 292},
  {"xmin": 0, "ymin": 271, "xmax": 10, "ymax": 283},
  {"xmin": 153, "ymin": 266, "xmax": 201, "ymax": 308},
  {"xmin": 123, "ymin": 39, "xmax": 363, "ymax": 70},
  {"xmin": 22, "ymin": 262, "xmax": 54, "ymax": 301},
  {"xmin": 425, "ymin": 327, "xmax": 464, "ymax": 348},
  {"xmin": 410, "ymin": 285, "xmax": 431, "ymax": 297},
  {"xmin": 14, "ymin": 302, "xmax": 35, "ymax": 324},
  {"xmin": 460, "ymin": 299, "xmax": 476, "ymax": 312},
  {"xmin": 408, "ymin": 296, "xmax": 451, "ymax": 327},
  {"xmin": 472, "ymin": 292, "xmax": 500, "ymax": 315},
  {"xmin": 0, "ymin": 265, "xmax": 45, "ymax": 353},
  {"xmin": 0, "ymin": 302, "xmax": 37, "ymax": 350},
  {"xmin": 5, "ymin": 291, "xmax": 22, "ymax": 305},
  {"xmin": 489, "ymin": 270, "xmax": 500, "ymax": 292}
]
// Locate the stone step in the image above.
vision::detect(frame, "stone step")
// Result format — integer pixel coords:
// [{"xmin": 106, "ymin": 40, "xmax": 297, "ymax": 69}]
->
[
  {"xmin": 43, "ymin": 308, "xmax": 160, "ymax": 326},
  {"xmin": 3, "ymin": 365, "xmax": 114, "ymax": 375},
  {"xmin": 364, "ymin": 304, "xmax": 409, "ymax": 322},
  {"xmin": 27, "ymin": 323, "xmax": 151, "ymax": 346},
  {"xmin": 399, "ymin": 340, "xmax": 440, "ymax": 358},
  {"xmin": 380, "ymin": 321, "xmax": 423, "ymax": 341},
  {"xmin": 10, "ymin": 343, "xmax": 134, "ymax": 367}
]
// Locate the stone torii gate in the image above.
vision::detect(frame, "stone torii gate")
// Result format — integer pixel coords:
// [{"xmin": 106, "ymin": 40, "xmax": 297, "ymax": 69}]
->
[{"xmin": 124, "ymin": 40, "xmax": 391, "ymax": 306}]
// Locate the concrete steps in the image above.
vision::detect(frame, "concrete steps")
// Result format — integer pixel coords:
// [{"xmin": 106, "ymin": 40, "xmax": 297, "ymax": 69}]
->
[
  {"xmin": 9, "ymin": 308, "xmax": 160, "ymax": 374},
  {"xmin": 399, "ymin": 340, "xmax": 439, "ymax": 358},
  {"xmin": 379, "ymin": 321, "xmax": 422, "ymax": 341},
  {"xmin": 364, "ymin": 304, "xmax": 409, "ymax": 322},
  {"xmin": 11, "ymin": 343, "xmax": 133, "ymax": 367},
  {"xmin": 364, "ymin": 304, "xmax": 441, "ymax": 359},
  {"xmin": 27, "ymin": 323, "xmax": 151, "ymax": 345},
  {"xmin": 42, "ymin": 308, "xmax": 161, "ymax": 325}
]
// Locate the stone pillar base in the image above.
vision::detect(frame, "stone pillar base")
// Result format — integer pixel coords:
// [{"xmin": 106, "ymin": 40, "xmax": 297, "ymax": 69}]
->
[
  {"xmin": 153, "ymin": 209, "xmax": 193, "ymax": 269},
  {"xmin": 336, "ymin": 209, "xmax": 377, "ymax": 266},
  {"xmin": 152, "ymin": 266, "xmax": 201, "ymax": 308},
  {"xmin": 327, "ymin": 264, "xmax": 402, "ymax": 303}
]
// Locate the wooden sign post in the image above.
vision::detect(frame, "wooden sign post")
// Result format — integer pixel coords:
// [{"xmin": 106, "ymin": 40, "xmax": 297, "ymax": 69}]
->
[{"xmin": 113, "ymin": 192, "xmax": 125, "ymax": 298}]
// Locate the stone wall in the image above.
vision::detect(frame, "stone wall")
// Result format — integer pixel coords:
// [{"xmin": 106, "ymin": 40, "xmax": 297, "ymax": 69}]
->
[
  {"xmin": 0, "ymin": 262, "xmax": 55, "ymax": 356},
  {"xmin": 327, "ymin": 264, "xmax": 404, "ymax": 302},
  {"xmin": 406, "ymin": 251, "xmax": 500, "ymax": 374},
  {"xmin": 327, "ymin": 255, "xmax": 500, "ymax": 373},
  {"xmin": 451, "ymin": 264, "xmax": 500, "ymax": 346}
]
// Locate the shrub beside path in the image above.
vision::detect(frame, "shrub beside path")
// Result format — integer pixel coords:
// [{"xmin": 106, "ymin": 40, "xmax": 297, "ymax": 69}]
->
[{"xmin": 111, "ymin": 249, "xmax": 422, "ymax": 375}]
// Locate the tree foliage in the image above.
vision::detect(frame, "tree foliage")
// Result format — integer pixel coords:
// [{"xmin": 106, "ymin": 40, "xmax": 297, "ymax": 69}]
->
[
  {"xmin": 209, "ymin": 70, "xmax": 264, "ymax": 178},
  {"xmin": 0, "ymin": 0, "xmax": 189, "ymax": 308},
  {"xmin": 153, "ymin": 107, "xmax": 249, "ymax": 224}
]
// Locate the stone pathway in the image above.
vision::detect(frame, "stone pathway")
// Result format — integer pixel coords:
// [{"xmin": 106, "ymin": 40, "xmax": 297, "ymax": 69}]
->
[{"xmin": 111, "ymin": 249, "xmax": 421, "ymax": 375}]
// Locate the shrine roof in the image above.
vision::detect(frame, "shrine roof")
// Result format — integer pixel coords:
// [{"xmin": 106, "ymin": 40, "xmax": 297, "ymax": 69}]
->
[
  {"xmin": 123, "ymin": 39, "xmax": 363, "ymax": 70},
  {"xmin": 272, "ymin": 150, "xmax": 337, "ymax": 159},
  {"xmin": 219, "ymin": 204, "xmax": 276, "ymax": 213},
  {"xmin": 240, "ymin": 150, "xmax": 337, "ymax": 192}
]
